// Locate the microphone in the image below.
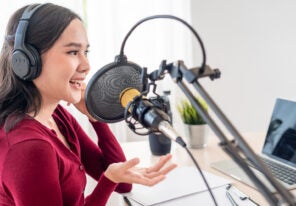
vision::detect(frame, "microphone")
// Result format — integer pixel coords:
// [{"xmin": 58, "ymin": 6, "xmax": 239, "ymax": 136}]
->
[
  {"xmin": 120, "ymin": 88, "xmax": 170, "ymax": 131},
  {"xmin": 85, "ymin": 56, "xmax": 186, "ymax": 146},
  {"xmin": 119, "ymin": 88, "xmax": 186, "ymax": 146}
]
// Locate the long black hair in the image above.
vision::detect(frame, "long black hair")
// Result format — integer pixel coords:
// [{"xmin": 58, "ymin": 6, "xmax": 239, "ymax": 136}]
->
[{"xmin": 0, "ymin": 3, "xmax": 81, "ymax": 132}]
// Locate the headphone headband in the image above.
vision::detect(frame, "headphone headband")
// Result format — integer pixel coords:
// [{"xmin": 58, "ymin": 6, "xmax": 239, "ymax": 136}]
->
[{"xmin": 21, "ymin": 4, "xmax": 44, "ymax": 20}]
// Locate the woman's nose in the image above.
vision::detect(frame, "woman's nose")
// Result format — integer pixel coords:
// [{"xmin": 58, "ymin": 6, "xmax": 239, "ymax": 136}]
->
[{"xmin": 79, "ymin": 55, "xmax": 90, "ymax": 74}]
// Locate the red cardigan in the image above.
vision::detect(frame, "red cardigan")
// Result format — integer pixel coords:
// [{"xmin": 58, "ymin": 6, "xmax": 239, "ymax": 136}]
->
[{"xmin": 0, "ymin": 105, "xmax": 132, "ymax": 206}]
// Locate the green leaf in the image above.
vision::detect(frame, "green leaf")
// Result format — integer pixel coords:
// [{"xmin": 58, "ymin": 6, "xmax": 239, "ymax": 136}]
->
[{"xmin": 177, "ymin": 96, "xmax": 208, "ymax": 125}]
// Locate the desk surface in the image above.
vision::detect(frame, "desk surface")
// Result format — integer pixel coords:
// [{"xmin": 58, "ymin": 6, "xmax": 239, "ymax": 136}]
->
[{"xmin": 119, "ymin": 132, "xmax": 296, "ymax": 205}]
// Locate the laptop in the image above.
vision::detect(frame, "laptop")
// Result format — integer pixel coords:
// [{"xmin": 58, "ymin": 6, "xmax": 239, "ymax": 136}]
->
[{"xmin": 211, "ymin": 98, "xmax": 296, "ymax": 192}]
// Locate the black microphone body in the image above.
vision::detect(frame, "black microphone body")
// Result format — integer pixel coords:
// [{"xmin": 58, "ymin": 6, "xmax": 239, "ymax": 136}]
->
[{"xmin": 130, "ymin": 97, "xmax": 170, "ymax": 131}]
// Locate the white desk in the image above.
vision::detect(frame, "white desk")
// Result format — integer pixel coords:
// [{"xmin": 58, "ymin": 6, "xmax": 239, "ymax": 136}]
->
[{"xmin": 115, "ymin": 132, "xmax": 296, "ymax": 205}]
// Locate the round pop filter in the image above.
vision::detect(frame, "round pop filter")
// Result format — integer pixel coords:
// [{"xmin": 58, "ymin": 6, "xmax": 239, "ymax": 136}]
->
[{"xmin": 85, "ymin": 56, "xmax": 145, "ymax": 122}]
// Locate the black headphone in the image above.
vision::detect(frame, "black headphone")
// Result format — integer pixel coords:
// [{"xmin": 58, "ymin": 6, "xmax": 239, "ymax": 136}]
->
[{"xmin": 11, "ymin": 4, "xmax": 45, "ymax": 81}]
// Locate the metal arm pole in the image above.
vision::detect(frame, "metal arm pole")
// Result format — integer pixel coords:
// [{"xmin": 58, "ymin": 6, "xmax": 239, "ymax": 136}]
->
[{"xmin": 165, "ymin": 60, "xmax": 296, "ymax": 206}]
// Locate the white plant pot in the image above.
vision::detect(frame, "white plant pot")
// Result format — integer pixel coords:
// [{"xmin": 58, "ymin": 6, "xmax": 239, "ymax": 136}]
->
[{"xmin": 185, "ymin": 124, "xmax": 209, "ymax": 149}]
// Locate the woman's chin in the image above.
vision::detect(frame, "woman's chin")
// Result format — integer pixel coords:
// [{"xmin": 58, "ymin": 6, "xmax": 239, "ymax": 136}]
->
[{"xmin": 66, "ymin": 96, "xmax": 81, "ymax": 105}]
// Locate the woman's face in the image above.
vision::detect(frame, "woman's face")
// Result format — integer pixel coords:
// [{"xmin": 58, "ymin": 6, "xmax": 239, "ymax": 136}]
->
[{"xmin": 34, "ymin": 18, "xmax": 90, "ymax": 105}]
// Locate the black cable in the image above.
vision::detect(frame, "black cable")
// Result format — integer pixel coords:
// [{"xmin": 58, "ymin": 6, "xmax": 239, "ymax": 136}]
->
[
  {"xmin": 119, "ymin": 15, "xmax": 207, "ymax": 73},
  {"xmin": 123, "ymin": 196, "xmax": 133, "ymax": 206},
  {"xmin": 184, "ymin": 146, "xmax": 218, "ymax": 206},
  {"xmin": 174, "ymin": 136, "xmax": 218, "ymax": 206}
]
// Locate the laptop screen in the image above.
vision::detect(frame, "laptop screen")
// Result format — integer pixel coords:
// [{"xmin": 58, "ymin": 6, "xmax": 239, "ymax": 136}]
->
[{"xmin": 262, "ymin": 98, "xmax": 296, "ymax": 167}]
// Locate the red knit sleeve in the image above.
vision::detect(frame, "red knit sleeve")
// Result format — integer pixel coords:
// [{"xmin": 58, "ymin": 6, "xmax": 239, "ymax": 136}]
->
[
  {"xmin": 75, "ymin": 120, "xmax": 132, "ymax": 194},
  {"xmin": 90, "ymin": 121, "xmax": 132, "ymax": 193},
  {"xmin": 2, "ymin": 140, "xmax": 63, "ymax": 206},
  {"xmin": 56, "ymin": 105, "xmax": 132, "ymax": 199},
  {"xmin": 84, "ymin": 174, "xmax": 118, "ymax": 206}
]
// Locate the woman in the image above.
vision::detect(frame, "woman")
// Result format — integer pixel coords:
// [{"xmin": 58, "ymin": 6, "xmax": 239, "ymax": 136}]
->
[{"xmin": 0, "ymin": 3, "xmax": 176, "ymax": 206}]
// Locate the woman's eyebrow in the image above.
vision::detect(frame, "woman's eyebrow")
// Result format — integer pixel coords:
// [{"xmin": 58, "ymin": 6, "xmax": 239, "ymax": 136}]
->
[{"xmin": 63, "ymin": 42, "xmax": 90, "ymax": 48}]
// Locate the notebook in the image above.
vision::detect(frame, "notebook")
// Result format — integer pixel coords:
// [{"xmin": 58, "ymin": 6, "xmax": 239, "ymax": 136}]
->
[{"xmin": 211, "ymin": 98, "xmax": 296, "ymax": 192}]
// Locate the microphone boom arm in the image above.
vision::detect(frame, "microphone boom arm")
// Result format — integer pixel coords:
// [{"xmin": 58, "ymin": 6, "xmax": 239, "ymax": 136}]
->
[{"xmin": 155, "ymin": 60, "xmax": 296, "ymax": 206}]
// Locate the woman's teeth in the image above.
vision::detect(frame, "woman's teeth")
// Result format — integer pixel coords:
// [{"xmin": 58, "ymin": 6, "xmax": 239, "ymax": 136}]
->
[{"xmin": 70, "ymin": 80, "xmax": 82, "ymax": 87}]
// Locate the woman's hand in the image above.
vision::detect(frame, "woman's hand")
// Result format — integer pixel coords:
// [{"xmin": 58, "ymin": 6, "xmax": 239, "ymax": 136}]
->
[
  {"xmin": 71, "ymin": 82, "xmax": 97, "ymax": 122},
  {"xmin": 104, "ymin": 154, "xmax": 177, "ymax": 186}
]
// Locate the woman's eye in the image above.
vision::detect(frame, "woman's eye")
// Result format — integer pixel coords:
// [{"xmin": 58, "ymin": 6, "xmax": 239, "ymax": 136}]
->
[
  {"xmin": 68, "ymin": 51, "xmax": 78, "ymax": 55},
  {"xmin": 67, "ymin": 50, "xmax": 89, "ymax": 56}
]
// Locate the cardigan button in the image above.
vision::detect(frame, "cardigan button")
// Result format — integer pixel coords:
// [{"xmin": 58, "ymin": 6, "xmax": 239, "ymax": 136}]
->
[{"xmin": 79, "ymin": 165, "xmax": 84, "ymax": 171}]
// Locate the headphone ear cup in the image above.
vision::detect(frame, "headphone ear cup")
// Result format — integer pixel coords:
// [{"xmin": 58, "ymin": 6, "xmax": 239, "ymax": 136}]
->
[
  {"xmin": 11, "ymin": 44, "xmax": 41, "ymax": 81},
  {"xmin": 26, "ymin": 44, "xmax": 42, "ymax": 80},
  {"xmin": 11, "ymin": 49, "xmax": 31, "ymax": 79}
]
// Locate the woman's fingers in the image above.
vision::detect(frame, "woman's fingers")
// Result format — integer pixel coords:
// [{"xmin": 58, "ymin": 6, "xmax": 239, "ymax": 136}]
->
[
  {"xmin": 146, "ymin": 154, "xmax": 176, "ymax": 173},
  {"xmin": 118, "ymin": 161, "xmax": 167, "ymax": 186},
  {"xmin": 146, "ymin": 154, "xmax": 170, "ymax": 173},
  {"xmin": 134, "ymin": 154, "xmax": 177, "ymax": 181},
  {"xmin": 142, "ymin": 163, "xmax": 177, "ymax": 178},
  {"xmin": 123, "ymin": 158, "xmax": 141, "ymax": 170},
  {"xmin": 128, "ymin": 172, "xmax": 166, "ymax": 186},
  {"xmin": 158, "ymin": 163, "xmax": 177, "ymax": 175},
  {"xmin": 105, "ymin": 155, "xmax": 176, "ymax": 186}
]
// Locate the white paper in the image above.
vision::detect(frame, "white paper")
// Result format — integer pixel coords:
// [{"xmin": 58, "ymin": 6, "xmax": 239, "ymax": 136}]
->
[
  {"xmin": 125, "ymin": 185, "xmax": 260, "ymax": 206},
  {"xmin": 123, "ymin": 166, "xmax": 231, "ymax": 206}
]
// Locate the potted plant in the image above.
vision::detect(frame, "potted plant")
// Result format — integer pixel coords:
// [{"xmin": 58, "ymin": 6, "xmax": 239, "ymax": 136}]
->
[{"xmin": 177, "ymin": 96, "xmax": 209, "ymax": 148}]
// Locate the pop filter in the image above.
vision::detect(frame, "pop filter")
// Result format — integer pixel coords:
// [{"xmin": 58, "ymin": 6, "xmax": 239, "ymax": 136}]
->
[{"xmin": 85, "ymin": 55, "xmax": 147, "ymax": 122}]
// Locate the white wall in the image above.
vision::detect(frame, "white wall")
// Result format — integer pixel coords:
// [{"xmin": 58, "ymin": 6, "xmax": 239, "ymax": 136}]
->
[{"xmin": 190, "ymin": 0, "xmax": 296, "ymax": 135}]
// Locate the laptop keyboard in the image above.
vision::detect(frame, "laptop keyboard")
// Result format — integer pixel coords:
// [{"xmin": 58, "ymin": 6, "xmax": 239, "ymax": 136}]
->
[{"xmin": 249, "ymin": 157, "xmax": 296, "ymax": 185}]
